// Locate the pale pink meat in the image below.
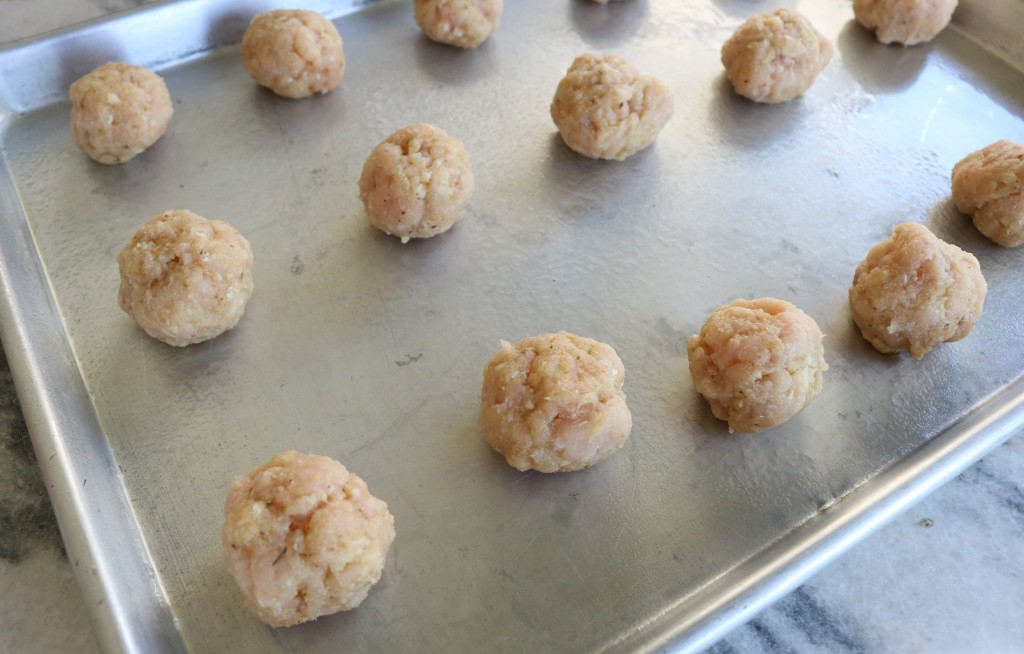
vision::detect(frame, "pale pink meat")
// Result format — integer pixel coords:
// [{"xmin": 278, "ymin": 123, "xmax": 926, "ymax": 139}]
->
[
  {"xmin": 688, "ymin": 298, "xmax": 827, "ymax": 434},
  {"xmin": 951, "ymin": 139, "xmax": 1024, "ymax": 247},
  {"xmin": 222, "ymin": 451, "xmax": 396, "ymax": 627},
  {"xmin": 853, "ymin": 0, "xmax": 958, "ymax": 46},
  {"xmin": 550, "ymin": 53, "xmax": 674, "ymax": 161},
  {"xmin": 358, "ymin": 123, "xmax": 474, "ymax": 241},
  {"xmin": 116, "ymin": 210, "xmax": 254, "ymax": 347},
  {"xmin": 69, "ymin": 62, "xmax": 173, "ymax": 165},
  {"xmin": 480, "ymin": 332, "xmax": 632, "ymax": 473},
  {"xmin": 720, "ymin": 9, "xmax": 833, "ymax": 104},
  {"xmin": 241, "ymin": 10, "xmax": 345, "ymax": 99},
  {"xmin": 848, "ymin": 222, "xmax": 986, "ymax": 359},
  {"xmin": 414, "ymin": 0, "xmax": 503, "ymax": 49}
]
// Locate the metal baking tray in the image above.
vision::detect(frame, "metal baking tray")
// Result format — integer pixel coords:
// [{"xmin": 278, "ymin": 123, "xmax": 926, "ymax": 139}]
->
[{"xmin": 1, "ymin": 0, "xmax": 1022, "ymax": 652}]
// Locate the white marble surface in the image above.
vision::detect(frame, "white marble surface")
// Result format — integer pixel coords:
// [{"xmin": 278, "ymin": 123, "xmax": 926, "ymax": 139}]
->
[{"xmin": 1, "ymin": 2, "xmax": 1023, "ymax": 653}]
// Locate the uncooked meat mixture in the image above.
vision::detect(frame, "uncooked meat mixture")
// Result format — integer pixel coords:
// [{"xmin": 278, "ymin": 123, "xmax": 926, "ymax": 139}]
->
[
  {"xmin": 69, "ymin": 62, "xmax": 173, "ymax": 165},
  {"xmin": 720, "ymin": 9, "xmax": 833, "ymax": 104},
  {"xmin": 116, "ymin": 210, "xmax": 254, "ymax": 347},
  {"xmin": 853, "ymin": 0, "xmax": 958, "ymax": 46},
  {"xmin": 358, "ymin": 123, "xmax": 475, "ymax": 242},
  {"xmin": 241, "ymin": 9, "xmax": 345, "ymax": 99},
  {"xmin": 550, "ymin": 53, "xmax": 674, "ymax": 161},
  {"xmin": 222, "ymin": 451, "xmax": 396, "ymax": 627},
  {"xmin": 688, "ymin": 298, "xmax": 827, "ymax": 434},
  {"xmin": 414, "ymin": 0, "xmax": 503, "ymax": 49},
  {"xmin": 480, "ymin": 332, "xmax": 632, "ymax": 472},
  {"xmin": 848, "ymin": 222, "xmax": 986, "ymax": 359},
  {"xmin": 952, "ymin": 139, "xmax": 1024, "ymax": 247}
]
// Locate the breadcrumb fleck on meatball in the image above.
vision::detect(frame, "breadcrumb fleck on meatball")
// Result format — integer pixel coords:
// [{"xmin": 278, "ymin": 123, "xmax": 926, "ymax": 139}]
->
[
  {"xmin": 116, "ymin": 210, "xmax": 254, "ymax": 347},
  {"xmin": 550, "ymin": 53, "xmax": 674, "ymax": 161},
  {"xmin": 358, "ymin": 123, "xmax": 475, "ymax": 242},
  {"xmin": 951, "ymin": 139, "xmax": 1024, "ymax": 247},
  {"xmin": 853, "ymin": 0, "xmax": 958, "ymax": 46},
  {"xmin": 222, "ymin": 451, "xmax": 396, "ymax": 627},
  {"xmin": 241, "ymin": 9, "xmax": 345, "ymax": 99},
  {"xmin": 69, "ymin": 62, "xmax": 173, "ymax": 165},
  {"xmin": 688, "ymin": 298, "xmax": 827, "ymax": 434},
  {"xmin": 414, "ymin": 0, "xmax": 503, "ymax": 49},
  {"xmin": 720, "ymin": 9, "xmax": 833, "ymax": 104},
  {"xmin": 849, "ymin": 222, "xmax": 986, "ymax": 359},
  {"xmin": 480, "ymin": 332, "xmax": 632, "ymax": 473}
]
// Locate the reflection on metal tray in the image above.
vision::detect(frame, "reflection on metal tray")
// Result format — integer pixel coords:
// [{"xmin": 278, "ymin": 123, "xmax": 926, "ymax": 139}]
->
[{"xmin": 0, "ymin": 0, "xmax": 1022, "ymax": 652}]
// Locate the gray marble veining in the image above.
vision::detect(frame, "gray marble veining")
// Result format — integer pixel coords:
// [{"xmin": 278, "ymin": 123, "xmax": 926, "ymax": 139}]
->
[{"xmin": 1, "ymin": 1, "xmax": 1023, "ymax": 653}]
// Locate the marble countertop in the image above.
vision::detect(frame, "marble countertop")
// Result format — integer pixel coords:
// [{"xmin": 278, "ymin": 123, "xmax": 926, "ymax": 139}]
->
[{"xmin": 1, "ymin": 2, "xmax": 1023, "ymax": 652}]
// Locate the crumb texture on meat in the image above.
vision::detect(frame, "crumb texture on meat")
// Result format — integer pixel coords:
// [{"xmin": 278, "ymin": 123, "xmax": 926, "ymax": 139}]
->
[
  {"xmin": 116, "ymin": 210, "xmax": 254, "ymax": 347},
  {"xmin": 952, "ymin": 139, "xmax": 1024, "ymax": 247},
  {"xmin": 849, "ymin": 222, "xmax": 986, "ymax": 359},
  {"xmin": 480, "ymin": 332, "xmax": 632, "ymax": 473},
  {"xmin": 222, "ymin": 451, "xmax": 396, "ymax": 627},
  {"xmin": 242, "ymin": 9, "xmax": 345, "ymax": 99},
  {"xmin": 414, "ymin": 0, "xmax": 503, "ymax": 49},
  {"xmin": 853, "ymin": 0, "xmax": 958, "ymax": 45},
  {"xmin": 550, "ymin": 53, "xmax": 673, "ymax": 161},
  {"xmin": 69, "ymin": 62, "xmax": 173, "ymax": 165},
  {"xmin": 720, "ymin": 9, "xmax": 832, "ymax": 104},
  {"xmin": 358, "ymin": 123, "xmax": 475, "ymax": 241},
  {"xmin": 688, "ymin": 298, "xmax": 827, "ymax": 434}
]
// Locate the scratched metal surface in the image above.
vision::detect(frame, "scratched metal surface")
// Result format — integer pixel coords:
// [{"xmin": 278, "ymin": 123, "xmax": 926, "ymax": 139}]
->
[{"xmin": 0, "ymin": 0, "xmax": 1023, "ymax": 652}]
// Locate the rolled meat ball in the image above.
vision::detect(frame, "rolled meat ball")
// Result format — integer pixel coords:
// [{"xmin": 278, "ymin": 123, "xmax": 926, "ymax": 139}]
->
[
  {"xmin": 721, "ymin": 9, "xmax": 833, "ymax": 104},
  {"xmin": 69, "ymin": 62, "xmax": 173, "ymax": 165},
  {"xmin": 688, "ymin": 298, "xmax": 827, "ymax": 434},
  {"xmin": 414, "ymin": 0, "xmax": 503, "ymax": 49},
  {"xmin": 116, "ymin": 210, "xmax": 254, "ymax": 347},
  {"xmin": 849, "ymin": 222, "xmax": 986, "ymax": 359},
  {"xmin": 480, "ymin": 332, "xmax": 632, "ymax": 473},
  {"xmin": 241, "ymin": 9, "xmax": 345, "ymax": 99},
  {"xmin": 358, "ymin": 123, "xmax": 475, "ymax": 242},
  {"xmin": 550, "ymin": 53, "xmax": 674, "ymax": 161},
  {"xmin": 853, "ymin": 0, "xmax": 958, "ymax": 46},
  {"xmin": 222, "ymin": 451, "xmax": 396, "ymax": 627},
  {"xmin": 952, "ymin": 139, "xmax": 1024, "ymax": 247}
]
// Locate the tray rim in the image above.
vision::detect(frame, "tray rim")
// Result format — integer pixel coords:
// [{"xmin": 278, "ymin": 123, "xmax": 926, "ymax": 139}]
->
[{"xmin": 1, "ymin": 1, "xmax": 1022, "ymax": 653}]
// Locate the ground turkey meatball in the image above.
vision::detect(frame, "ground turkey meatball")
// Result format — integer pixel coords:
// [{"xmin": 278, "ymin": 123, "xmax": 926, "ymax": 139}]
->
[
  {"xmin": 241, "ymin": 9, "xmax": 345, "ymax": 99},
  {"xmin": 116, "ymin": 210, "xmax": 254, "ymax": 347},
  {"xmin": 951, "ymin": 139, "xmax": 1024, "ymax": 247},
  {"xmin": 688, "ymin": 298, "xmax": 827, "ymax": 434},
  {"xmin": 414, "ymin": 0, "xmax": 503, "ymax": 49},
  {"xmin": 69, "ymin": 62, "xmax": 172, "ymax": 165},
  {"xmin": 849, "ymin": 222, "xmax": 986, "ymax": 359},
  {"xmin": 358, "ymin": 123, "xmax": 474, "ymax": 242},
  {"xmin": 853, "ymin": 0, "xmax": 958, "ymax": 46},
  {"xmin": 480, "ymin": 332, "xmax": 632, "ymax": 473},
  {"xmin": 550, "ymin": 53, "xmax": 674, "ymax": 161},
  {"xmin": 721, "ymin": 9, "xmax": 833, "ymax": 104},
  {"xmin": 222, "ymin": 451, "xmax": 396, "ymax": 627}
]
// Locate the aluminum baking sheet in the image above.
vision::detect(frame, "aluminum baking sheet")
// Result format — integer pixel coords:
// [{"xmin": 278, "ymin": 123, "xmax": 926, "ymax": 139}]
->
[{"xmin": 1, "ymin": 1, "xmax": 1023, "ymax": 652}]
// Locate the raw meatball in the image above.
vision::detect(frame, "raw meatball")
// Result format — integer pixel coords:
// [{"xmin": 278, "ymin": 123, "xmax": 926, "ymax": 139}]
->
[
  {"xmin": 222, "ymin": 451, "xmax": 396, "ymax": 627},
  {"xmin": 69, "ymin": 62, "xmax": 173, "ymax": 165},
  {"xmin": 358, "ymin": 123, "xmax": 474, "ymax": 242},
  {"xmin": 849, "ymin": 222, "xmax": 986, "ymax": 359},
  {"xmin": 241, "ymin": 9, "xmax": 345, "ymax": 99},
  {"xmin": 116, "ymin": 210, "xmax": 254, "ymax": 347},
  {"xmin": 951, "ymin": 139, "xmax": 1024, "ymax": 247},
  {"xmin": 550, "ymin": 53, "xmax": 674, "ymax": 161},
  {"xmin": 414, "ymin": 0, "xmax": 503, "ymax": 49},
  {"xmin": 480, "ymin": 332, "xmax": 632, "ymax": 473},
  {"xmin": 688, "ymin": 298, "xmax": 827, "ymax": 434},
  {"xmin": 853, "ymin": 0, "xmax": 958, "ymax": 46},
  {"xmin": 720, "ymin": 9, "xmax": 833, "ymax": 104}
]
